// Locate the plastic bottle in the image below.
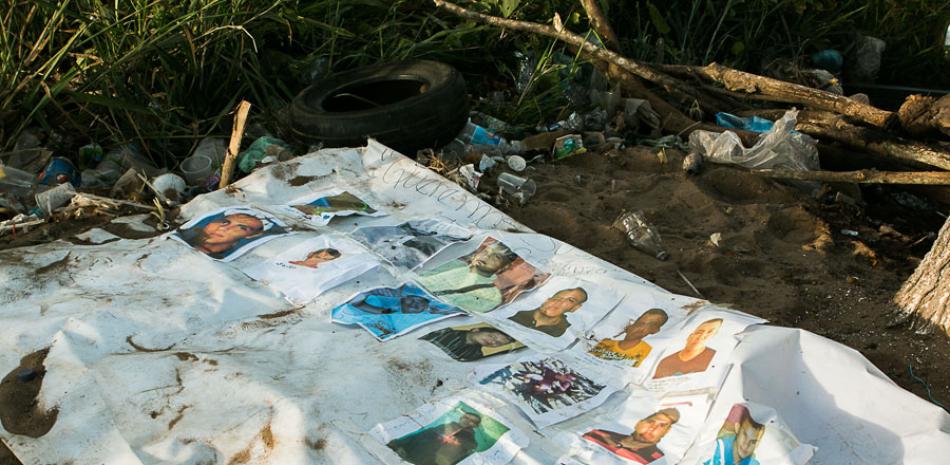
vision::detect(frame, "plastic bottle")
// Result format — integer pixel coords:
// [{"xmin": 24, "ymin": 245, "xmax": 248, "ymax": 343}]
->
[
  {"xmin": 613, "ymin": 211, "xmax": 669, "ymax": 260},
  {"xmin": 497, "ymin": 172, "xmax": 537, "ymax": 205}
]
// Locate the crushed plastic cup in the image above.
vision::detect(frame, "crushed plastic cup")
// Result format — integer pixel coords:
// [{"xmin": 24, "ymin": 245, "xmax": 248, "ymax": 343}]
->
[
  {"xmin": 507, "ymin": 155, "xmax": 526, "ymax": 172},
  {"xmin": 35, "ymin": 182, "xmax": 76, "ymax": 216},
  {"xmin": 497, "ymin": 172, "xmax": 536, "ymax": 205},
  {"xmin": 613, "ymin": 210, "xmax": 669, "ymax": 260},
  {"xmin": 152, "ymin": 173, "xmax": 187, "ymax": 204},
  {"xmin": 180, "ymin": 155, "xmax": 213, "ymax": 187}
]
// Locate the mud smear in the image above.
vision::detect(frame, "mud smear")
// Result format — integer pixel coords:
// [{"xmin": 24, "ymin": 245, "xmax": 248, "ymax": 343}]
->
[
  {"xmin": 126, "ymin": 335, "xmax": 175, "ymax": 352},
  {"xmin": 305, "ymin": 437, "xmax": 326, "ymax": 451},
  {"xmin": 288, "ymin": 175, "xmax": 318, "ymax": 187},
  {"xmin": 270, "ymin": 162, "xmax": 299, "ymax": 181},
  {"xmin": 33, "ymin": 253, "xmax": 71, "ymax": 276},
  {"xmin": 167, "ymin": 405, "xmax": 190, "ymax": 430},
  {"xmin": 226, "ymin": 420, "xmax": 276, "ymax": 465},
  {"xmin": 174, "ymin": 352, "xmax": 198, "ymax": 362},
  {"xmin": 65, "ymin": 236, "xmax": 121, "ymax": 246},
  {"xmin": 257, "ymin": 308, "xmax": 300, "ymax": 320},
  {"xmin": 0, "ymin": 349, "xmax": 58, "ymax": 438}
]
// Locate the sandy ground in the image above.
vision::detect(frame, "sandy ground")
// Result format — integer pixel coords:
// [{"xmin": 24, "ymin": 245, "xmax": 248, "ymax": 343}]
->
[{"xmin": 488, "ymin": 146, "xmax": 950, "ymax": 410}]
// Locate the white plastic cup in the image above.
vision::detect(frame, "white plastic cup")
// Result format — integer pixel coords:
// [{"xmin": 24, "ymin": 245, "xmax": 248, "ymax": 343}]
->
[
  {"xmin": 152, "ymin": 173, "xmax": 187, "ymax": 203},
  {"xmin": 180, "ymin": 155, "xmax": 212, "ymax": 186}
]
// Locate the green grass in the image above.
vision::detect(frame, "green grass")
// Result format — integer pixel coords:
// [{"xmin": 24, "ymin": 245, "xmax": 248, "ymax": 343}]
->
[{"xmin": 1, "ymin": 0, "xmax": 946, "ymax": 165}]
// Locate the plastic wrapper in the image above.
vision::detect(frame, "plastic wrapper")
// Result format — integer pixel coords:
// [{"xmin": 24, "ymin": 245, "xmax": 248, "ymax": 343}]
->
[{"xmin": 689, "ymin": 109, "xmax": 819, "ymax": 171}]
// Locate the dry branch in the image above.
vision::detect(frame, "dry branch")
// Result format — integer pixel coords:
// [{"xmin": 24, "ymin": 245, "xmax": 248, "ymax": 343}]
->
[
  {"xmin": 754, "ymin": 169, "xmax": 950, "ymax": 185},
  {"xmin": 433, "ymin": 1, "xmax": 706, "ymax": 106},
  {"xmin": 659, "ymin": 63, "xmax": 894, "ymax": 129},
  {"xmin": 579, "ymin": 0, "xmax": 620, "ymax": 51},
  {"xmin": 219, "ymin": 100, "xmax": 251, "ymax": 189}
]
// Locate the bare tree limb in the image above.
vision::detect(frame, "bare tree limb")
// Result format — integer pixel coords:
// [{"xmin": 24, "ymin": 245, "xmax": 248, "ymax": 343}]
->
[
  {"xmin": 432, "ymin": 0, "xmax": 707, "ymax": 106},
  {"xmin": 579, "ymin": 0, "xmax": 620, "ymax": 51},
  {"xmin": 754, "ymin": 169, "xmax": 950, "ymax": 185},
  {"xmin": 658, "ymin": 63, "xmax": 894, "ymax": 129}
]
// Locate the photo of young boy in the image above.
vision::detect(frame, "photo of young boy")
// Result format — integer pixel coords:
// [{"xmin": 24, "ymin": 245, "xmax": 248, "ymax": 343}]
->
[{"xmin": 242, "ymin": 235, "xmax": 379, "ymax": 304}]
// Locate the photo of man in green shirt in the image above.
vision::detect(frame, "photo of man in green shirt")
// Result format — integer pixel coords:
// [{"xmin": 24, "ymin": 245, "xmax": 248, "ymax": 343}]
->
[{"xmin": 417, "ymin": 238, "xmax": 548, "ymax": 313}]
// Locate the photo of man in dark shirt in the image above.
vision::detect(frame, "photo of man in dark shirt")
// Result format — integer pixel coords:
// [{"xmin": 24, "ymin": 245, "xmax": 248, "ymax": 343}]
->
[{"xmin": 508, "ymin": 287, "xmax": 588, "ymax": 337}]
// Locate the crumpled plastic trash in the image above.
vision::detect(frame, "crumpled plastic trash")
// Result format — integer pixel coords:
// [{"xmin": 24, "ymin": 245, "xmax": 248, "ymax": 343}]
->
[
  {"xmin": 688, "ymin": 109, "xmax": 819, "ymax": 171},
  {"xmin": 238, "ymin": 136, "xmax": 293, "ymax": 174}
]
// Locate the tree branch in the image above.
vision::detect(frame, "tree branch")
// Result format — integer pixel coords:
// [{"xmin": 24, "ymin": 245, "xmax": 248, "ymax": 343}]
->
[
  {"xmin": 432, "ymin": 0, "xmax": 706, "ymax": 105},
  {"xmin": 579, "ymin": 0, "xmax": 620, "ymax": 51},
  {"xmin": 658, "ymin": 63, "xmax": 895, "ymax": 129}
]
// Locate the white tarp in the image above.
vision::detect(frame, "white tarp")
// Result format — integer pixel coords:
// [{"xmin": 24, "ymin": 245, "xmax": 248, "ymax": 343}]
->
[{"xmin": 0, "ymin": 139, "xmax": 948, "ymax": 465}]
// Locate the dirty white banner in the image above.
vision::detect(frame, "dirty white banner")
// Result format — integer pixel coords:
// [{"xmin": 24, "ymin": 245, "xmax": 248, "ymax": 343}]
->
[{"xmin": 0, "ymin": 140, "xmax": 948, "ymax": 465}]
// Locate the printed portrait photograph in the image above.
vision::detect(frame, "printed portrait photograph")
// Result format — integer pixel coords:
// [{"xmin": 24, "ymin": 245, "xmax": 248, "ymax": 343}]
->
[
  {"xmin": 486, "ymin": 277, "xmax": 624, "ymax": 351},
  {"xmin": 386, "ymin": 402, "xmax": 510, "ymax": 465},
  {"xmin": 171, "ymin": 206, "xmax": 288, "ymax": 261},
  {"xmin": 420, "ymin": 323, "xmax": 524, "ymax": 362},
  {"xmin": 506, "ymin": 286, "xmax": 589, "ymax": 338},
  {"xmin": 703, "ymin": 404, "xmax": 765, "ymax": 465},
  {"xmin": 652, "ymin": 318, "xmax": 723, "ymax": 379},
  {"xmin": 331, "ymin": 282, "xmax": 463, "ymax": 341},
  {"xmin": 416, "ymin": 237, "xmax": 550, "ymax": 314},
  {"xmin": 589, "ymin": 308, "xmax": 670, "ymax": 367},
  {"xmin": 352, "ymin": 219, "xmax": 473, "ymax": 269},
  {"xmin": 242, "ymin": 235, "xmax": 379, "ymax": 304},
  {"xmin": 582, "ymin": 407, "xmax": 681, "ymax": 464},
  {"xmin": 287, "ymin": 247, "xmax": 341, "ymax": 269},
  {"xmin": 291, "ymin": 190, "xmax": 377, "ymax": 218},
  {"xmin": 477, "ymin": 357, "xmax": 607, "ymax": 417}
]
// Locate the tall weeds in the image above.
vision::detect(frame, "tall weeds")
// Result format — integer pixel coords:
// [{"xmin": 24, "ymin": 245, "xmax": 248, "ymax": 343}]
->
[{"xmin": 1, "ymin": 0, "xmax": 947, "ymax": 163}]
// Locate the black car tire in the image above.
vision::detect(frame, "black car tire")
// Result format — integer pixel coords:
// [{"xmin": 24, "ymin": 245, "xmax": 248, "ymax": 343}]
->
[{"xmin": 289, "ymin": 59, "xmax": 468, "ymax": 154}]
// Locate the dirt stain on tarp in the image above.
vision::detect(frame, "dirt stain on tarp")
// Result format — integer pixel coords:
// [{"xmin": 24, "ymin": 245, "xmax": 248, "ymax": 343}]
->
[
  {"xmin": 174, "ymin": 352, "xmax": 198, "ymax": 362},
  {"xmin": 33, "ymin": 252, "xmax": 71, "ymax": 276},
  {"xmin": 167, "ymin": 405, "xmax": 190, "ymax": 430},
  {"xmin": 0, "ymin": 349, "xmax": 59, "ymax": 438},
  {"xmin": 226, "ymin": 420, "xmax": 276, "ymax": 465},
  {"xmin": 257, "ymin": 308, "xmax": 300, "ymax": 320},
  {"xmin": 305, "ymin": 437, "xmax": 326, "ymax": 451},
  {"xmin": 126, "ymin": 335, "xmax": 175, "ymax": 352},
  {"xmin": 288, "ymin": 175, "xmax": 318, "ymax": 187}
]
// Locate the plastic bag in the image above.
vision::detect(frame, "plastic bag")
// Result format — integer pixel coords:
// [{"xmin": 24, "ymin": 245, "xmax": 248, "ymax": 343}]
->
[{"xmin": 688, "ymin": 109, "xmax": 819, "ymax": 171}]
